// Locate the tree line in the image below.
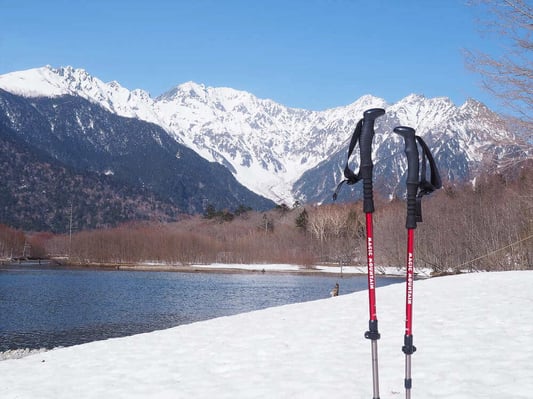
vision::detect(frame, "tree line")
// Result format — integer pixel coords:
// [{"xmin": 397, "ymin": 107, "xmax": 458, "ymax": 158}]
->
[{"xmin": 1, "ymin": 162, "xmax": 524, "ymax": 274}]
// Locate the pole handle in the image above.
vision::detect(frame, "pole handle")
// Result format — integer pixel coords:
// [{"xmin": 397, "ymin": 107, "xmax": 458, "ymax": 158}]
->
[
  {"xmin": 393, "ymin": 126, "xmax": 419, "ymax": 229},
  {"xmin": 359, "ymin": 108, "xmax": 385, "ymax": 213}
]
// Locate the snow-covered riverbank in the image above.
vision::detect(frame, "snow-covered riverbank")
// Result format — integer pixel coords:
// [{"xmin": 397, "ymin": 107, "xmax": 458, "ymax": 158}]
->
[
  {"xmin": 120, "ymin": 262, "xmax": 432, "ymax": 277},
  {"xmin": 1, "ymin": 271, "xmax": 531, "ymax": 398}
]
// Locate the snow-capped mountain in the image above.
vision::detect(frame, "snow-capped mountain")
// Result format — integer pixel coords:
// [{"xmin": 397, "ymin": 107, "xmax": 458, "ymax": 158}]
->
[{"xmin": 0, "ymin": 65, "xmax": 522, "ymax": 204}]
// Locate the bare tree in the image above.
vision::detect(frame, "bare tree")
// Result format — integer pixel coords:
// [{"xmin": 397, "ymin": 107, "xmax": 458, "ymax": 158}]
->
[
  {"xmin": 307, "ymin": 204, "xmax": 364, "ymax": 264},
  {"xmin": 465, "ymin": 0, "xmax": 533, "ymax": 125}
]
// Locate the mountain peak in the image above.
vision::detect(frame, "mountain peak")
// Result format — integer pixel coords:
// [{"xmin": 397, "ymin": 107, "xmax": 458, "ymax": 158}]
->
[
  {"xmin": 403, "ymin": 93, "xmax": 426, "ymax": 101},
  {"xmin": 157, "ymin": 81, "xmax": 206, "ymax": 101},
  {"xmin": 179, "ymin": 81, "xmax": 206, "ymax": 91},
  {"xmin": 345, "ymin": 94, "xmax": 388, "ymax": 111},
  {"xmin": 461, "ymin": 97, "xmax": 490, "ymax": 113},
  {"xmin": 397, "ymin": 93, "xmax": 457, "ymax": 107},
  {"xmin": 0, "ymin": 65, "xmax": 108, "ymax": 99},
  {"xmin": 53, "ymin": 65, "xmax": 89, "ymax": 79},
  {"xmin": 0, "ymin": 65, "xmax": 68, "ymax": 97}
]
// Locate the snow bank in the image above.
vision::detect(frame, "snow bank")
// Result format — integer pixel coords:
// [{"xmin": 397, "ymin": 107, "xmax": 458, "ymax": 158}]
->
[
  {"xmin": 1, "ymin": 271, "xmax": 531, "ymax": 398},
  {"xmin": 194, "ymin": 263, "xmax": 301, "ymax": 272}
]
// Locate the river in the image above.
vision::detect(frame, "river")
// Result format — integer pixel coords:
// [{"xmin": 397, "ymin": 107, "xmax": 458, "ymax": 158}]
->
[{"xmin": 0, "ymin": 262, "xmax": 401, "ymax": 351}]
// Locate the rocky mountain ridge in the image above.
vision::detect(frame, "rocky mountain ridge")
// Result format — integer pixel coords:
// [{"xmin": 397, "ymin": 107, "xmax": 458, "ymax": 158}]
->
[{"xmin": 0, "ymin": 65, "xmax": 523, "ymax": 206}]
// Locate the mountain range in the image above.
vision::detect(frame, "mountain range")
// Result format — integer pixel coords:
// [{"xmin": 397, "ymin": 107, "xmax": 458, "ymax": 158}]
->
[{"xmin": 0, "ymin": 65, "xmax": 526, "ymax": 231}]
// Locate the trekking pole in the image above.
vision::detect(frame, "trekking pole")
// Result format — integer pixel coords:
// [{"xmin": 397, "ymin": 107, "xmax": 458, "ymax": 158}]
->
[
  {"xmin": 332, "ymin": 108, "xmax": 385, "ymax": 399},
  {"xmin": 393, "ymin": 126, "xmax": 441, "ymax": 399},
  {"xmin": 360, "ymin": 109, "xmax": 386, "ymax": 399}
]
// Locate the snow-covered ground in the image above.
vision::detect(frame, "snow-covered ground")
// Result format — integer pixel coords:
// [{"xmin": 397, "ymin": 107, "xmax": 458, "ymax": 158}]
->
[
  {"xmin": 195, "ymin": 263, "xmax": 435, "ymax": 278},
  {"xmin": 1, "ymin": 271, "xmax": 531, "ymax": 398},
  {"xmin": 192, "ymin": 262, "xmax": 302, "ymax": 272}
]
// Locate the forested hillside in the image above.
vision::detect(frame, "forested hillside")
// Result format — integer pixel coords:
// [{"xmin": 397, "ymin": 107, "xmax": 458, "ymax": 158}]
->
[{"xmin": 0, "ymin": 125, "xmax": 182, "ymax": 232}]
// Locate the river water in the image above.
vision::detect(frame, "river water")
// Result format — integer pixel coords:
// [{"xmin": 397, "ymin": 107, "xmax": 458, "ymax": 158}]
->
[{"xmin": 0, "ymin": 262, "xmax": 400, "ymax": 351}]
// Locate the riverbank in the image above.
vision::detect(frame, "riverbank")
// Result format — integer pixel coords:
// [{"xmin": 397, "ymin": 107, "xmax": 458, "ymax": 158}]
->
[
  {"xmin": 40, "ymin": 258, "xmax": 430, "ymax": 278},
  {"xmin": 1, "ymin": 271, "xmax": 531, "ymax": 398}
]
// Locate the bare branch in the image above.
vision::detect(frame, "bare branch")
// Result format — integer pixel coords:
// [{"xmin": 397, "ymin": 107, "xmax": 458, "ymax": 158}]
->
[{"xmin": 465, "ymin": 0, "xmax": 533, "ymax": 137}]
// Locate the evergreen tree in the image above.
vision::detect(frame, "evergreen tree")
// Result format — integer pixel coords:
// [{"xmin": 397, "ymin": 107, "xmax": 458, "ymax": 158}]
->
[{"xmin": 295, "ymin": 209, "xmax": 308, "ymax": 232}]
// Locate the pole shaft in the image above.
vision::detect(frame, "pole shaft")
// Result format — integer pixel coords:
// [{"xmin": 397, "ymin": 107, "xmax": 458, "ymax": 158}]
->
[
  {"xmin": 365, "ymin": 212, "xmax": 380, "ymax": 399},
  {"xmin": 405, "ymin": 229, "xmax": 415, "ymax": 335},
  {"xmin": 405, "ymin": 353, "xmax": 412, "ymax": 399},
  {"xmin": 366, "ymin": 213, "xmax": 377, "ymax": 321},
  {"xmin": 371, "ymin": 340, "xmax": 380, "ymax": 399},
  {"xmin": 404, "ymin": 228, "xmax": 415, "ymax": 398}
]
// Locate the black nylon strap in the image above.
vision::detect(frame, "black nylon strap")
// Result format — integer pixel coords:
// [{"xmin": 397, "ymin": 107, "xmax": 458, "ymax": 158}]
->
[
  {"xmin": 415, "ymin": 135, "xmax": 442, "ymax": 195},
  {"xmin": 333, "ymin": 119, "xmax": 363, "ymax": 200},
  {"xmin": 414, "ymin": 135, "xmax": 442, "ymax": 221}
]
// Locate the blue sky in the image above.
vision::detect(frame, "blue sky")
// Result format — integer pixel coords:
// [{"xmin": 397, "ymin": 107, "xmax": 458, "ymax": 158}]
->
[{"xmin": 0, "ymin": 0, "xmax": 501, "ymax": 111}]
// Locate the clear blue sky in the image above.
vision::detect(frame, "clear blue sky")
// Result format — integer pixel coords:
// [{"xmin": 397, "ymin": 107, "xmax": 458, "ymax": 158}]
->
[{"xmin": 0, "ymin": 0, "xmax": 501, "ymax": 111}]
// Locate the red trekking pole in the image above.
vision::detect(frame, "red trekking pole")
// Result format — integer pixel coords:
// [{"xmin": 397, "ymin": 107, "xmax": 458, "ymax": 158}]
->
[
  {"xmin": 394, "ymin": 126, "xmax": 441, "ymax": 399},
  {"xmin": 359, "ymin": 109, "xmax": 386, "ymax": 399},
  {"xmin": 333, "ymin": 108, "xmax": 385, "ymax": 398}
]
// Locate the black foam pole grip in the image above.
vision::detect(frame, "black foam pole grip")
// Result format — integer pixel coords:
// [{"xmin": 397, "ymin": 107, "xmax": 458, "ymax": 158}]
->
[
  {"xmin": 393, "ymin": 126, "xmax": 419, "ymax": 229},
  {"xmin": 359, "ymin": 108, "xmax": 385, "ymax": 213}
]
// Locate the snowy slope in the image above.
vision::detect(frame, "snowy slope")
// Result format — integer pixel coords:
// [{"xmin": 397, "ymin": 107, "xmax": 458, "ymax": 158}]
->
[
  {"xmin": 0, "ymin": 66, "xmax": 161, "ymax": 123},
  {"xmin": 0, "ymin": 270, "xmax": 531, "ymax": 398},
  {"xmin": 0, "ymin": 66, "xmax": 518, "ymax": 203}
]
